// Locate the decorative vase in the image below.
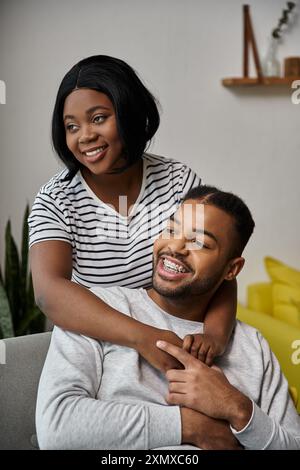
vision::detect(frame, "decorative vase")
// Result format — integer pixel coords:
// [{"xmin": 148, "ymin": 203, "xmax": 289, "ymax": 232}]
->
[{"xmin": 262, "ymin": 37, "xmax": 281, "ymax": 77}]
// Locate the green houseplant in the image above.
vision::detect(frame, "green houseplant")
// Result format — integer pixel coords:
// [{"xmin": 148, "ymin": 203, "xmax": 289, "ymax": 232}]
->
[{"xmin": 0, "ymin": 205, "xmax": 45, "ymax": 338}]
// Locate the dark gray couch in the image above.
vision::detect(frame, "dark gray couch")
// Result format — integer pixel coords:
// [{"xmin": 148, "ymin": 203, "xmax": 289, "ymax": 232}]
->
[{"xmin": 0, "ymin": 333, "xmax": 51, "ymax": 450}]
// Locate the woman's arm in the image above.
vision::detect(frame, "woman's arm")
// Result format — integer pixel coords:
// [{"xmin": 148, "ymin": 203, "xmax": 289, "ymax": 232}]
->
[
  {"xmin": 203, "ymin": 279, "xmax": 237, "ymax": 358},
  {"xmin": 183, "ymin": 280, "xmax": 237, "ymax": 365},
  {"xmin": 204, "ymin": 279, "xmax": 237, "ymax": 345},
  {"xmin": 30, "ymin": 240, "xmax": 182, "ymax": 372}
]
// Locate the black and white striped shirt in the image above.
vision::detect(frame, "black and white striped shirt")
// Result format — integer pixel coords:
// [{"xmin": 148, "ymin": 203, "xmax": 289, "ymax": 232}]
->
[{"xmin": 28, "ymin": 154, "xmax": 201, "ymax": 289}]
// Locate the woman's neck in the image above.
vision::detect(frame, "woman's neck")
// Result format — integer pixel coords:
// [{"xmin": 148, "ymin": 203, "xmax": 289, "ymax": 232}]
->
[{"xmin": 81, "ymin": 159, "xmax": 143, "ymax": 215}]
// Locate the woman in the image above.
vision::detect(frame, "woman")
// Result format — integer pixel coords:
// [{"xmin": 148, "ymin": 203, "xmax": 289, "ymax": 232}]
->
[{"xmin": 29, "ymin": 55, "xmax": 236, "ymax": 371}]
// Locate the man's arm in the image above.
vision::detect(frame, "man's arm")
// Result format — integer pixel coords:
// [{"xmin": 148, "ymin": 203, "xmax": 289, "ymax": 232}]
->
[
  {"xmin": 229, "ymin": 334, "xmax": 300, "ymax": 450},
  {"xmin": 36, "ymin": 327, "xmax": 181, "ymax": 450},
  {"xmin": 180, "ymin": 408, "xmax": 243, "ymax": 450},
  {"xmin": 156, "ymin": 340, "xmax": 300, "ymax": 450}
]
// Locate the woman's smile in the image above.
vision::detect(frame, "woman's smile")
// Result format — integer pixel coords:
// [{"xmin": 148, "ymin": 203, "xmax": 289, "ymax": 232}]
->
[{"xmin": 81, "ymin": 144, "xmax": 109, "ymax": 163}]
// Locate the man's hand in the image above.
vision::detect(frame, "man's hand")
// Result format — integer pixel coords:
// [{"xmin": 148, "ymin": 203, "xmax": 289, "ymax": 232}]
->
[
  {"xmin": 157, "ymin": 340, "xmax": 253, "ymax": 430},
  {"xmin": 183, "ymin": 333, "xmax": 223, "ymax": 366},
  {"xmin": 181, "ymin": 407, "xmax": 243, "ymax": 450},
  {"xmin": 136, "ymin": 326, "xmax": 183, "ymax": 373}
]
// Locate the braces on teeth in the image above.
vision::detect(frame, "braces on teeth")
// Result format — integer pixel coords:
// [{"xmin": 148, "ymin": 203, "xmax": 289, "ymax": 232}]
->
[{"xmin": 163, "ymin": 258, "xmax": 187, "ymax": 273}]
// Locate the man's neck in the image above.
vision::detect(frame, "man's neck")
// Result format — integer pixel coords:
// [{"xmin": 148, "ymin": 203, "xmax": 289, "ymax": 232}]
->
[{"xmin": 147, "ymin": 288, "xmax": 214, "ymax": 323}]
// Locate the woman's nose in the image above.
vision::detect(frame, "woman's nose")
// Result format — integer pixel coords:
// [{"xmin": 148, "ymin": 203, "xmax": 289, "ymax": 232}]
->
[{"xmin": 78, "ymin": 124, "xmax": 98, "ymax": 143}]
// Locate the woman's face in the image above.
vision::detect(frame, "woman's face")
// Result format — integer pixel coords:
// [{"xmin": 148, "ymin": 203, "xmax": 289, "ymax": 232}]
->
[{"xmin": 63, "ymin": 88, "xmax": 124, "ymax": 175}]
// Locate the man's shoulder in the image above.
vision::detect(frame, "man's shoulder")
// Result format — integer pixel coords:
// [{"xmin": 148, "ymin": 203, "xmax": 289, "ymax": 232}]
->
[
  {"xmin": 233, "ymin": 320, "xmax": 266, "ymax": 351},
  {"xmin": 50, "ymin": 324, "xmax": 100, "ymax": 352},
  {"xmin": 235, "ymin": 319, "xmax": 263, "ymax": 337},
  {"xmin": 89, "ymin": 285, "xmax": 143, "ymax": 315}
]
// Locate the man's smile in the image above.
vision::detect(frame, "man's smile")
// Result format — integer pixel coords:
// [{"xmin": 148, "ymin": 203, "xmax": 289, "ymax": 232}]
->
[{"xmin": 156, "ymin": 255, "xmax": 193, "ymax": 281}]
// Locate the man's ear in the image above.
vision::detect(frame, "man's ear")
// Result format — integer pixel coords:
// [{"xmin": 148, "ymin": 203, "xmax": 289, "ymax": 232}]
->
[{"xmin": 224, "ymin": 257, "xmax": 245, "ymax": 281}]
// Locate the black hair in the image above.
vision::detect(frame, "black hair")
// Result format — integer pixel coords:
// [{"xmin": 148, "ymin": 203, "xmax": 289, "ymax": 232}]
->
[
  {"xmin": 183, "ymin": 185, "xmax": 255, "ymax": 257},
  {"xmin": 52, "ymin": 55, "xmax": 160, "ymax": 180}
]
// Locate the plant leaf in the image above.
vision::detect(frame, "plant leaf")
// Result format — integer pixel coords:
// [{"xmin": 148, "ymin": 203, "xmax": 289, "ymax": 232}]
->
[
  {"xmin": 0, "ymin": 278, "xmax": 15, "ymax": 338},
  {"xmin": 28, "ymin": 308, "xmax": 45, "ymax": 335},
  {"xmin": 27, "ymin": 272, "xmax": 35, "ymax": 312},
  {"xmin": 20, "ymin": 204, "xmax": 30, "ymax": 315},
  {"xmin": 16, "ymin": 306, "xmax": 42, "ymax": 336},
  {"xmin": 4, "ymin": 220, "xmax": 21, "ymax": 330}
]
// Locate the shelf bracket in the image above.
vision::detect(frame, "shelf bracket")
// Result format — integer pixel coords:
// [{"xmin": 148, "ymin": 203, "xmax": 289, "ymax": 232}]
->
[{"xmin": 243, "ymin": 5, "xmax": 263, "ymax": 81}]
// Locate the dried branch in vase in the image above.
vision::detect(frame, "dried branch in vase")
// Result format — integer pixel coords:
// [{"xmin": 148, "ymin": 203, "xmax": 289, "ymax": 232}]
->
[{"xmin": 272, "ymin": 2, "xmax": 296, "ymax": 39}]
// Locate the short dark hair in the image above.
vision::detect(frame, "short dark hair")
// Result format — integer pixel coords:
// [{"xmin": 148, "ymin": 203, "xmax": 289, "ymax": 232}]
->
[
  {"xmin": 52, "ymin": 55, "xmax": 160, "ymax": 180},
  {"xmin": 183, "ymin": 185, "xmax": 255, "ymax": 257}
]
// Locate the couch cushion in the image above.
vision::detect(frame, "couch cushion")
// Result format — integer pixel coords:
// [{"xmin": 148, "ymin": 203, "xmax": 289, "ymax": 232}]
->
[
  {"xmin": 265, "ymin": 256, "xmax": 300, "ymax": 287},
  {"xmin": 0, "ymin": 332, "xmax": 51, "ymax": 450},
  {"xmin": 272, "ymin": 283, "xmax": 300, "ymax": 328},
  {"xmin": 247, "ymin": 282, "xmax": 273, "ymax": 316}
]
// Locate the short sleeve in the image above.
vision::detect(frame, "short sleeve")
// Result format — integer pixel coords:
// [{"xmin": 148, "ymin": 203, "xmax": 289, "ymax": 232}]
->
[
  {"xmin": 28, "ymin": 191, "xmax": 73, "ymax": 248},
  {"xmin": 176, "ymin": 165, "xmax": 201, "ymax": 204}
]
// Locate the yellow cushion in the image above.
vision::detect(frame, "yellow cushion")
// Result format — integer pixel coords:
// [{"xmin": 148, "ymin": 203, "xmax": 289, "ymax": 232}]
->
[
  {"xmin": 273, "ymin": 304, "xmax": 300, "ymax": 329},
  {"xmin": 273, "ymin": 283, "xmax": 300, "ymax": 306},
  {"xmin": 271, "ymin": 282, "xmax": 300, "ymax": 328},
  {"xmin": 247, "ymin": 282, "xmax": 273, "ymax": 315},
  {"xmin": 265, "ymin": 256, "xmax": 300, "ymax": 287},
  {"xmin": 289, "ymin": 387, "xmax": 298, "ymax": 408}
]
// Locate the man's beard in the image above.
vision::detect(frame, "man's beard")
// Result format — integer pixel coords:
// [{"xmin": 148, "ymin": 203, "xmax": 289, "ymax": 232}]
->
[{"xmin": 152, "ymin": 264, "xmax": 225, "ymax": 299}]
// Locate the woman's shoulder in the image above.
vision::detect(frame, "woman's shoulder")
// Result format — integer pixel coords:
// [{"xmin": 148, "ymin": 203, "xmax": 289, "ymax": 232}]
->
[
  {"xmin": 37, "ymin": 168, "xmax": 82, "ymax": 201},
  {"xmin": 143, "ymin": 152, "xmax": 189, "ymax": 169},
  {"xmin": 143, "ymin": 152, "xmax": 200, "ymax": 184}
]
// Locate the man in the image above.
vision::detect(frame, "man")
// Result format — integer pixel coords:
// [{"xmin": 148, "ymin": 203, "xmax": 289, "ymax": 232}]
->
[{"xmin": 36, "ymin": 185, "xmax": 300, "ymax": 450}]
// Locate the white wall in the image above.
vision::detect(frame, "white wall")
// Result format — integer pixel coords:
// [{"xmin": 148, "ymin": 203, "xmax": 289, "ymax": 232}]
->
[{"xmin": 0, "ymin": 0, "xmax": 299, "ymax": 302}]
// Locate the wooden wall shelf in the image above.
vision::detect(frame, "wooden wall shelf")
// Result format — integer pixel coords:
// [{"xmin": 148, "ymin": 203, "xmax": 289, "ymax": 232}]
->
[{"xmin": 222, "ymin": 77, "xmax": 300, "ymax": 87}]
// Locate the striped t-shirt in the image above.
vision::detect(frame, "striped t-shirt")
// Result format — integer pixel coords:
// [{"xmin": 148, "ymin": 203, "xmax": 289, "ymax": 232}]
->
[{"xmin": 28, "ymin": 153, "xmax": 201, "ymax": 289}]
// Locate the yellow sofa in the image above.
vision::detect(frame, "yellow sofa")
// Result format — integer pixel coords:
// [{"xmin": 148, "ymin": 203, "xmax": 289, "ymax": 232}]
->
[{"xmin": 237, "ymin": 282, "xmax": 300, "ymax": 413}]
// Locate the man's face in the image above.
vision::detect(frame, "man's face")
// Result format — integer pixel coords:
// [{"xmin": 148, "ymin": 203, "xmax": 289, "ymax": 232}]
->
[{"xmin": 152, "ymin": 200, "xmax": 240, "ymax": 299}]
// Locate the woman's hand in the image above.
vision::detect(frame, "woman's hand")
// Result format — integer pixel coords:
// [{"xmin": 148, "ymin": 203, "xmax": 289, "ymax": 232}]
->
[
  {"xmin": 182, "ymin": 333, "xmax": 224, "ymax": 366},
  {"xmin": 135, "ymin": 326, "xmax": 184, "ymax": 372}
]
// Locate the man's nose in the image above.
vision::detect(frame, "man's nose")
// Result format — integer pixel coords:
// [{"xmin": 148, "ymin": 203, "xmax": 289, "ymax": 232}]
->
[{"xmin": 166, "ymin": 235, "xmax": 189, "ymax": 255}]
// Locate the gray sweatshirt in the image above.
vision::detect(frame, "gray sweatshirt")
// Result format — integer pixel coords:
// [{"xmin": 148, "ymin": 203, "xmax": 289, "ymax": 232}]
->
[{"xmin": 36, "ymin": 286, "xmax": 300, "ymax": 450}]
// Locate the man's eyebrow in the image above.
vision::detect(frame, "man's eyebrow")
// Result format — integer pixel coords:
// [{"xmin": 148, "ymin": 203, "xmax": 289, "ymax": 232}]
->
[
  {"xmin": 169, "ymin": 215, "xmax": 218, "ymax": 243},
  {"xmin": 63, "ymin": 105, "xmax": 110, "ymax": 121},
  {"xmin": 194, "ymin": 228, "xmax": 218, "ymax": 243}
]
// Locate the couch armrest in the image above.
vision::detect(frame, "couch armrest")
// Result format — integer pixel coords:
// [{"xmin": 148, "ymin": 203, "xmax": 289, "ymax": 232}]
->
[
  {"xmin": 0, "ymin": 332, "xmax": 51, "ymax": 449},
  {"xmin": 237, "ymin": 303, "xmax": 300, "ymax": 413},
  {"xmin": 247, "ymin": 282, "xmax": 273, "ymax": 316}
]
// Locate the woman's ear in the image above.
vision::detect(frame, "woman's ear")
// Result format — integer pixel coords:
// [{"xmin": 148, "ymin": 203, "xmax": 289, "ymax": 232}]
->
[{"xmin": 224, "ymin": 257, "xmax": 245, "ymax": 281}]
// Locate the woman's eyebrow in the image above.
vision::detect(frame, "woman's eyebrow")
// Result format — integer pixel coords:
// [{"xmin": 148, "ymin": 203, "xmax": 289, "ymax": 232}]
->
[
  {"xmin": 86, "ymin": 105, "xmax": 110, "ymax": 114},
  {"xmin": 63, "ymin": 105, "xmax": 110, "ymax": 121}
]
